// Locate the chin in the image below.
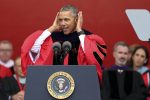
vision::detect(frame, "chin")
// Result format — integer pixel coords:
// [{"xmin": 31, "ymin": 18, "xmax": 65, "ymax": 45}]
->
[
  {"xmin": 2, "ymin": 59, "xmax": 9, "ymax": 62},
  {"xmin": 136, "ymin": 64, "xmax": 143, "ymax": 67},
  {"xmin": 63, "ymin": 31, "xmax": 71, "ymax": 35}
]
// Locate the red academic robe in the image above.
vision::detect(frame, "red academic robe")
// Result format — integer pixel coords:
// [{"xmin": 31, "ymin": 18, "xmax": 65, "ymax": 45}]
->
[
  {"xmin": 21, "ymin": 30, "xmax": 107, "ymax": 80},
  {"xmin": 141, "ymin": 70, "xmax": 150, "ymax": 100},
  {"xmin": 142, "ymin": 73, "xmax": 149, "ymax": 88},
  {"xmin": 0, "ymin": 64, "xmax": 12, "ymax": 78}
]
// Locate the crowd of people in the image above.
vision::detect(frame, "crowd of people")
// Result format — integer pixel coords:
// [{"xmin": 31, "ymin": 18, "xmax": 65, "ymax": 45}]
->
[
  {"xmin": 0, "ymin": 5, "xmax": 150, "ymax": 100},
  {"xmin": 0, "ymin": 40, "xmax": 149, "ymax": 100},
  {"xmin": 0, "ymin": 40, "xmax": 25, "ymax": 100},
  {"xmin": 102, "ymin": 41, "xmax": 150, "ymax": 100}
]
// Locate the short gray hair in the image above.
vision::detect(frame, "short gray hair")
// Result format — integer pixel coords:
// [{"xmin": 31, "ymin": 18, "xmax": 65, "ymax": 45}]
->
[
  {"xmin": 113, "ymin": 41, "xmax": 129, "ymax": 52},
  {"xmin": 60, "ymin": 5, "xmax": 78, "ymax": 17}
]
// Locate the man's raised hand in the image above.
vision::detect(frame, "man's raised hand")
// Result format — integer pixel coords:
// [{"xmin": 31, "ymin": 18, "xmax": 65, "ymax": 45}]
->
[
  {"xmin": 76, "ymin": 11, "xmax": 83, "ymax": 32},
  {"xmin": 48, "ymin": 12, "xmax": 60, "ymax": 33}
]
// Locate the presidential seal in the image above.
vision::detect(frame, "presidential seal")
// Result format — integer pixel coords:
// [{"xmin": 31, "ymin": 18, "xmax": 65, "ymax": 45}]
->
[{"xmin": 47, "ymin": 71, "xmax": 75, "ymax": 99}]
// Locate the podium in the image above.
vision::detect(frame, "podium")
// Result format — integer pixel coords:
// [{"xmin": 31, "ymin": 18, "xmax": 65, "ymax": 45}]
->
[{"xmin": 24, "ymin": 65, "xmax": 101, "ymax": 100}]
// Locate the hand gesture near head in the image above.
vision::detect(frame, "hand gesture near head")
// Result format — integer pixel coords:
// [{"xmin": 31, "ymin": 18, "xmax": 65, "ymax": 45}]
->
[
  {"xmin": 76, "ymin": 11, "xmax": 83, "ymax": 32},
  {"xmin": 48, "ymin": 12, "xmax": 60, "ymax": 33}
]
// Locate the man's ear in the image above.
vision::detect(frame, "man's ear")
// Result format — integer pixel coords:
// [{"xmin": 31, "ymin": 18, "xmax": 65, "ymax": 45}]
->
[{"xmin": 75, "ymin": 15, "xmax": 78, "ymax": 22}]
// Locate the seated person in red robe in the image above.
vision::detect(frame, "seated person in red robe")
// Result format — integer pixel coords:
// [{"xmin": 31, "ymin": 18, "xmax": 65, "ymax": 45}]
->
[
  {"xmin": 0, "ymin": 40, "xmax": 14, "ymax": 76},
  {"xmin": 21, "ymin": 5, "xmax": 107, "ymax": 81},
  {"xmin": 0, "ymin": 76, "xmax": 24, "ymax": 100},
  {"xmin": 0, "ymin": 58, "xmax": 24, "ymax": 100}
]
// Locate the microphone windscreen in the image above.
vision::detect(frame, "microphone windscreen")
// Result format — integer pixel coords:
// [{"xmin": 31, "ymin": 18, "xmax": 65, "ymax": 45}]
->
[
  {"xmin": 52, "ymin": 42, "xmax": 61, "ymax": 52},
  {"xmin": 62, "ymin": 41, "xmax": 72, "ymax": 52}
]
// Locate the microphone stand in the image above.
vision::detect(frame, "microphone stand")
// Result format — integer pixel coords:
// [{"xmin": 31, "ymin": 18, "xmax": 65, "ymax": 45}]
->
[
  {"xmin": 54, "ymin": 54, "xmax": 58, "ymax": 65},
  {"xmin": 60, "ymin": 51, "xmax": 69, "ymax": 65},
  {"xmin": 60, "ymin": 54, "xmax": 64, "ymax": 65},
  {"xmin": 54, "ymin": 51, "xmax": 59, "ymax": 65},
  {"xmin": 60, "ymin": 51, "xmax": 68, "ymax": 65}
]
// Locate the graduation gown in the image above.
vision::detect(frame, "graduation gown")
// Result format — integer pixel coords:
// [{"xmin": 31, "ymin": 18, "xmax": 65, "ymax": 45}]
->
[
  {"xmin": 102, "ymin": 68, "xmax": 147, "ymax": 100},
  {"xmin": 0, "ymin": 60, "xmax": 15, "ymax": 75},
  {"xmin": 21, "ymin": 30, "xmax": 107, "ymax": 80},
  {"xmin": 0, "ymin": 64, "xmax": 12, "ymax": 78},
  {"xmin": 137, "ymin": 67, "xmax": 150, "ymax": 100},
  {"xmin": 137, "ymin": 67, "xmax": 150, "ymax": 88},
  {"xmin": 142, "ymin": 70, "xmax": 150, "ymax": 100},
  {"xmin": 0, "ymin": 76, "xmax": 20, "ymax": 100}
]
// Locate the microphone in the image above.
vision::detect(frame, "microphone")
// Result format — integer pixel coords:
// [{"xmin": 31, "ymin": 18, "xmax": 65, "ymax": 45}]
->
[
  {"xmin": 59, "ymin": 41, "xmax": 72, "ymax": 64},
  {"xmin": 52, "ymin": 42, "xmax": 61, "ymax": 55},
  {"xmin": 62, "ymin": 41, "xmax": 72, "ymax": 55}
]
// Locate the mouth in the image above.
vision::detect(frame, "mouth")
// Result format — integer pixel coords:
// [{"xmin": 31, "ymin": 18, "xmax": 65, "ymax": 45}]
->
[
  {"xmin": 119, "ymin": 58, "xmax": 126, "ymax": 62},
  {"xmin": 62, "ymin": 27, "xmax": 69, "ymax": 31}
]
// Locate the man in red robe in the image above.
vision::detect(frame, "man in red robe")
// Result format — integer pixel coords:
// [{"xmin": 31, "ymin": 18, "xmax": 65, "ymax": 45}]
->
[
  {"xmin": 0, "ymin": 41, "xmax": 24, "ymax": 100},
  {"xmin": 0, "ymin": 40, "xmax": 14, "ymax": 78},
  {"xmin": 21, "ymin": 5, "xmax": 107, "ymax": 81}
]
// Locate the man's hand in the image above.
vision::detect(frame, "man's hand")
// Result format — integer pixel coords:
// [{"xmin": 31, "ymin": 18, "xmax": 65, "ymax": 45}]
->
[
  {"xmin": 76, "ymin": 11, "xmax": 83, "ymax": 32},
  {"xmin": 12, "ymin": 91, "xmax": 25, "ymax": 100},
  {"xmin": 48, "ymin": 12, "xmax": 60, "ymax": 33}
]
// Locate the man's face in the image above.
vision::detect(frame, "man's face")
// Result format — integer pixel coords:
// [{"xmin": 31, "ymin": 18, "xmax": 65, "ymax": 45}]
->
[
  {"xmin": 0, "ymin": 43, "xmax": 13, "ymax": 62},
  {"xmin": 132, "ymin": 49, "xmax": 147, "ymax": 68},
  {"xmin": 113, "ymin": 45, "xmax": 129, "ymax": 66},
  {"xmin": 58, "ymin": 11, "xmax": 77, "ymax": 35}
]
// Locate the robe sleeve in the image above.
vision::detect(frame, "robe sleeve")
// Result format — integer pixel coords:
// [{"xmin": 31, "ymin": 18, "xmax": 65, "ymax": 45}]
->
[
  {"xmin": 78, "ymin": 34, "xmax": 107, "ymax": 80},
  {"xmin": 21, "ymin": 30, "xmax": 54, "ymax": 75}
]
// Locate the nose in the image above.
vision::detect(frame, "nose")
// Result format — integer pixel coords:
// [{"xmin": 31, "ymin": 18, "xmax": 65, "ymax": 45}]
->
[
  {"xmin": 121, "ymin": 53, "xmax": 126, "ymax": 59},
  {"xmin": 60, "ymin": 20, "xmax": 66, "ymax": 26}
]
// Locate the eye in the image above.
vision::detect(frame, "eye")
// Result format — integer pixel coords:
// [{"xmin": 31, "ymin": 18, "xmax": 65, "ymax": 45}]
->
[
  {"xmin": 141, "ymin": 55, "xmax": 146, "ymax": 58},
  {"xmin": 135, "ymin": 53, "xmax": 139, "ymax": 56},
  {"xmin": 118, "ymin": 51, "xmax": 122, "ymax": 54},
  {"xmin": 124, "ymin": 52, "xmax": 128, "ymax": 55},
  {"xmin": 58, "ymin": 19, "xmax": 62, "ymax": 22},
  {"xmin": 64, "ymin": 18, "xmax": 70, "ymax": 22}
]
